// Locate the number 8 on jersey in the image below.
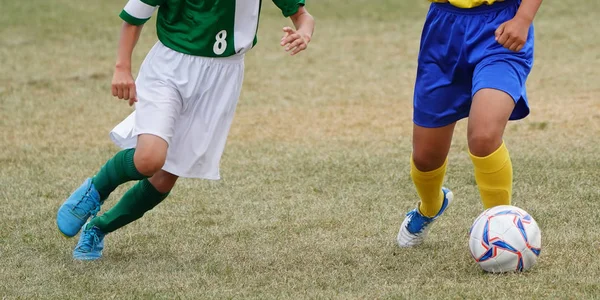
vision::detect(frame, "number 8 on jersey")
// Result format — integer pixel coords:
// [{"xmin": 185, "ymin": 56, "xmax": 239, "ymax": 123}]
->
[{"xmin": 213, "ymin": 30, "xmax": 228, "ymax": 55}]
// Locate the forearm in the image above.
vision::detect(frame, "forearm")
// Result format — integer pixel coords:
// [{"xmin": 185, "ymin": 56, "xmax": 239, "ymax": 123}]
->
[
  {"xmin": 515, "ymin": 0, "xmax": 543, "ymax": 23},
  {"xmin": 115, "ymin": 22, "xmax": 144, "ymax": 70},
  {"xmin": 290, "ymin": 8, "xmax": 315, "ymax": 42}
]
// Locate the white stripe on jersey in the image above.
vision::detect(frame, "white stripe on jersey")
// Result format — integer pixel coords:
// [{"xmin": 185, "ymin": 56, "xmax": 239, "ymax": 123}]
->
[
  {"xmin": 234, "ymin": 0, "xmax": 261, "ymax": 54},
  {"xmin": 123, "ymin": 0, "xmax": 157, "ymax": 19}
]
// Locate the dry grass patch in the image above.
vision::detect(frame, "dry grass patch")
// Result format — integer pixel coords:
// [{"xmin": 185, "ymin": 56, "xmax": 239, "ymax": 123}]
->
[{"xmin": 1, "ymin": 0, "xmax": 599, "ymax": 299}]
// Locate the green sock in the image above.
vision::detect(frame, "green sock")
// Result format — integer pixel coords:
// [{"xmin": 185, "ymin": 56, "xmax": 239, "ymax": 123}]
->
[
  {"xmin": 89, "ymin": 179, "xmax": 169, "ymax": 233},
  {"xmin": 91, "ymin": 148, "xmax": 147, "ymax": 201}
]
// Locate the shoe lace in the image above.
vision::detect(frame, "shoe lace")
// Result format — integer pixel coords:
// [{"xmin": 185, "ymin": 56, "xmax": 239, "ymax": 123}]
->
[
  {"xmin": 79, "ymin": 228, "xmax": 101, "ymax": 251},
  {"xmin": 406, "ymin": 210, "xmax": 434, "ymax": 234},
  {"xmin": 72, "ymin": 187, "xmax": 100, "ymax": 217}
]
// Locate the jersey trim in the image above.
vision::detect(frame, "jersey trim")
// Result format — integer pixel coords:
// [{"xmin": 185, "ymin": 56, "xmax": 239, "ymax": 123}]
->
[
  {"xmin": 120, "ymin": 10, "xmax": 150, "ymax": 26},
  {"xmin": 140, "ymin": 0, "xmax": 165, "ymax": 5},
  {"xmin": 124, "ymin": 0, "xmax": 157, "ymax": 19},
  {"xmin": 274, "ymin": 0, "xmax": 306, "ymax": 17}
]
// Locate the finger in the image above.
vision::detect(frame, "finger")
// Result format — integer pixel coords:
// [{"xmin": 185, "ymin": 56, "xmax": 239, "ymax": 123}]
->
[
  {"xmin": 290, "ymin": 43, "xmax": 307, "ymax": 56},
  {"xmin": 501, "ymin": 38, "xmax": 514, "ymax": 50},
  {"xmin": 505, "ymin": 40, "xmax": 518, "ymax": 51},
  {"xmin": 515, "ymin": 43, "xmax": 525, "ymax": 52},
  {"xmin": 495, "ymin": 23, "xmax": 506, "ymax": 41},
  {"xmin": 112, "ymin": 85, "xmax": 118, "ymax": 97},
  {"xmin": 497, "ymin": 32, "xmax": 511, "ymax": 46},
  {"xmin": 287, "ymin": 45, "xmax": 298, "ymax": 54},
  {"xmin": 122, "ymin": 85, "xmax": 130, "ymax": 100},
  {"xmin": 285, "ymin": 38, "xmax": 304, "ymax": 51},
  {"xmin": 280, "ymin": 27, "xmax": 294, "ymax": 45},
  {"xmin": 282, "ymin": 27, "xmax": 295, "ymax": 34},
  {"xmin": 117, "ymin": 86, "xmax": 125, "ymax": 99},
  {"xmin": 281, "ymin": 33, "xmax": 299, "ymax": 47},
  {"xmin": 128, "ymin": 83, "xmax": 136, "ymax": 102},
  {"xmin": 510, "ymin": 42, "xmax": 521, "ymax": 52},
  {"xmin": 129, "ymin": 98, "xmax": 135, "ymax": 106}
]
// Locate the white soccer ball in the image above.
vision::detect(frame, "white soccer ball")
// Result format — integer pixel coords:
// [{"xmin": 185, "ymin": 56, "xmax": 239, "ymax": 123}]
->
[{"xmin": 468, "ymin": 205, "xmax": 541, "ymax": 273}]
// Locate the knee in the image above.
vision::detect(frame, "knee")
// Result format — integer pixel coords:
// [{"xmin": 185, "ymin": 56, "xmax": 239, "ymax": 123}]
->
[
  {"xmin": 134, "ymin": 150, "xmax": 166, "ymax": 176},
  {"xmin": 468, "ymin": 131, "xmax": 502, "ymax": 157},
  {"xmin": 412, "ymin": 149, "xmax": 447, "ymax": 172}
]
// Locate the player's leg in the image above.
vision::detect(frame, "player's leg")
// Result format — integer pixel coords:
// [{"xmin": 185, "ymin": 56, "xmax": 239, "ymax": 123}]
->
[
  {"xmin": 159, "ymin": 55, "xmax": 245, "ymax": 180},
  {"xmin": 71, "ymin": 47, "xmax": 244, "ymax": 260},
  {"xmin": 73, "ymin": 169, "xmax": 177, "ymax": 260},
  {"xmin": 468, "ymin": 88, "xmax": 516, "ymax": 209},
  {"xmin": 71, "ymin": 131, "xmax": 175, "ymax": 260},
  {"xmin": 411, "ymin": 123, "xmax": 455, "ymax": 216},
  {"xmin": 56, "ymin": 147, "xmax": 150, "ymax": 238},
  {"xmin": 397, "ymin": 123, "xmax": 456, "ymax": 247},
  {"xmin": 70, "ymin": 135, "xmax": 170, "ymax": 261},
  {"xmin": 396, "ymin": 2, "xmax": 471, "ymax": 247},
  {"xmin": 468, "ymin": 15, "xmax": 534, "ymax": 210},
  {"xmin": 93, "ymin": 133, "xmax": 169, "ymax": 200},
  {"xmin": 465, "ymin": 0, "xmax": 533, "ymax": 210},
  {"xmin": 57, "ymin": 42, "xmax": 182, "ymax": 238},
  {"xmin": 467, "ymin": 89, "xmax": 516, "ymax": 210},
  {"xmin": 93, "ymin": 169, "xmax": 176, "ymax": 233},
  {"xmin": 57, "ymin": 134, "xmax": 170, "ymax": 238},
  {"xmin": 57, "ymin": 125, "xmax": 172, "ymax": 239}
]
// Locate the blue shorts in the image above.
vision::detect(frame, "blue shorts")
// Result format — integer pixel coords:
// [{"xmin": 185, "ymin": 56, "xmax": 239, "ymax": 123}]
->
[{"xmin": 413, "ymin": 0, "xmax": 534, "ymax": 128}]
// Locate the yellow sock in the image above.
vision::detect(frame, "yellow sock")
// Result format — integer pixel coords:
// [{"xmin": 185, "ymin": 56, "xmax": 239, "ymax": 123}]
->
[
  {"xmin": 411, "ymin": 157, "xmax": 446, "ymax": 218},
  {"xmin": 470, "ymin": 142, "xmax": 513, "ymax": 209}
]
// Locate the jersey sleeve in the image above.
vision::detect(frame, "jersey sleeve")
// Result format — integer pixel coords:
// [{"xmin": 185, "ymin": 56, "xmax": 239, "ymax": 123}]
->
[
  {"xmin": 119, "ymin": 0, "xmax": 164, "ymax": 26},
  {"xmin": 272, "ymin": 0, "xmax": 305, "ymax": 17}
]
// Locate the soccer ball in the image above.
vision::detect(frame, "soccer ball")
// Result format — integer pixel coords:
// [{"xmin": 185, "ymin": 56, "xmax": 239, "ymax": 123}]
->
[{"xmin": 468, "ymin": 205, "xmax": 541, "ymax": 273}]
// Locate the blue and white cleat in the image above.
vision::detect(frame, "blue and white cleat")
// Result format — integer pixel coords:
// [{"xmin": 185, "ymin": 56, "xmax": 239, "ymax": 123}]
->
[
  {"xmin": 397, "ymin": 187, "xmax": 454, "ymax": 247},
  {"xmin": 73, "ymin": 222, "xmax": 105, "ymax": 260},
  {"xmin": 57, "ymin": 178, "xmax": 101, "ymax": 237}
]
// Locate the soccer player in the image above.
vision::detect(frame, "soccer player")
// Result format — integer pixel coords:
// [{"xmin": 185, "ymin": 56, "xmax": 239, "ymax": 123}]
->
[
  {"xmin": 396, "ymin": 0, "xmax": 543, "ymax": 247},
  {"xmin": 57, "ymin": 0, "xmax": 315, "ymax": 260}
]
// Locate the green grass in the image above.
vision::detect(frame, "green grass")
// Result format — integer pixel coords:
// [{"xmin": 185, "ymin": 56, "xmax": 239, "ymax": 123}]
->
[{"xmin": 1, "ymin": 0, "xmax": 600, "ymax": 299}]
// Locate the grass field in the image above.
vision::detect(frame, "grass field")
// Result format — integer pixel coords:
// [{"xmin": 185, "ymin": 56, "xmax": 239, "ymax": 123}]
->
[{"xmin": 1, "ymin": 0, "xmax": 600, "ymax": 299}]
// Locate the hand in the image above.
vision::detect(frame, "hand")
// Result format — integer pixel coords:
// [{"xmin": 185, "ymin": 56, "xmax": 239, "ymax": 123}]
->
[
  {"xmin": 280, "ymin": 27, "xmax": 310, "ymax": 56},
  {"xmin": 111, "ymin": 66, "xmax": 137, "ymax": 106},
  {"xmin": 495, "ymin": 16, "xmax": 531, "ymax": 52}
]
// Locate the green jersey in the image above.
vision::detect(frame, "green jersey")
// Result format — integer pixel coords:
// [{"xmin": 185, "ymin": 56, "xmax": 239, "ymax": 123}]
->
[{"xmin": 119, "ymin": 0, "xmax": 305, "ymax": 57}]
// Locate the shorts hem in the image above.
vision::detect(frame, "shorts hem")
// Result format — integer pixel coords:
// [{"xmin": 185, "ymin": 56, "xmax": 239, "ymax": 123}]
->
[
  {"xmin": 471, "ymin": 86, "xmax": 520, "ymax": 103},
  {"xmin": 412, "ymin": 114, "xmax": 468, "ymax": 128},
  {"xmin": 161, "ymin": 165, "xmax": 221, "ymax": 180},
  {"xmin": 132, "ymin": 130, "xmax": 172, "ymax": 146},
  {"xmin": 471, "ymin": 87, "xmax": 530, "ymax": 121},
  {"xmin": 110, "ymin": 133, "xmax": 134, "ymax": 150}
]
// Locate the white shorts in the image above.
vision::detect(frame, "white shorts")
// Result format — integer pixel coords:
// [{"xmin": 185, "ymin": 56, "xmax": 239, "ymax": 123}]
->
[{"xmin": 110, "ymin": 42, "xmax": 245, "ymax": 179}]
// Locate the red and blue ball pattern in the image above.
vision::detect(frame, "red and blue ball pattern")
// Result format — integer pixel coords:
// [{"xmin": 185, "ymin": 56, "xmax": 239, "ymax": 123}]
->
[{"xmin": 469, "ymin": 205, "xmax": 542, "ymax": 273}]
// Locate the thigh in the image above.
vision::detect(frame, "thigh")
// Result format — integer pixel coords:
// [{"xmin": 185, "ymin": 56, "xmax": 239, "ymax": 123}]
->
[
  {"xmin": 133, "ymin": 42, "xmax": 185, "ymax": 146},
  {"xmin": 162, "ymin": 56, "xmax": 245, "ymax": 179},
  {"xmin": 413, "ymin": 5, "xmax": 473, "ymax": 128},
  {"xmin": 469, "ymin": 3, "xmax": 534, "ymax": 122},
  {"xmin": 468, "ymin": 89, "xmax": 515, "ymax": 131},
  {"xmin": 472, "ymin": 56, "xmax": 533, "ymax": 122}
]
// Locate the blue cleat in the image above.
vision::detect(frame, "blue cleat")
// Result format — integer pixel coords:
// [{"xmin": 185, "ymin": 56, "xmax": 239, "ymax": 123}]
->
[
  {"xmin": 57, "ymin": 178, "xmax": 101, "ymax": 237},
  {"xmin": 397, "ymin": 187, "xmax": 453, "ymax": 247},
  {"xmin": 73, "ymin": 222, "xmax": 105, "ymax": 260}
]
